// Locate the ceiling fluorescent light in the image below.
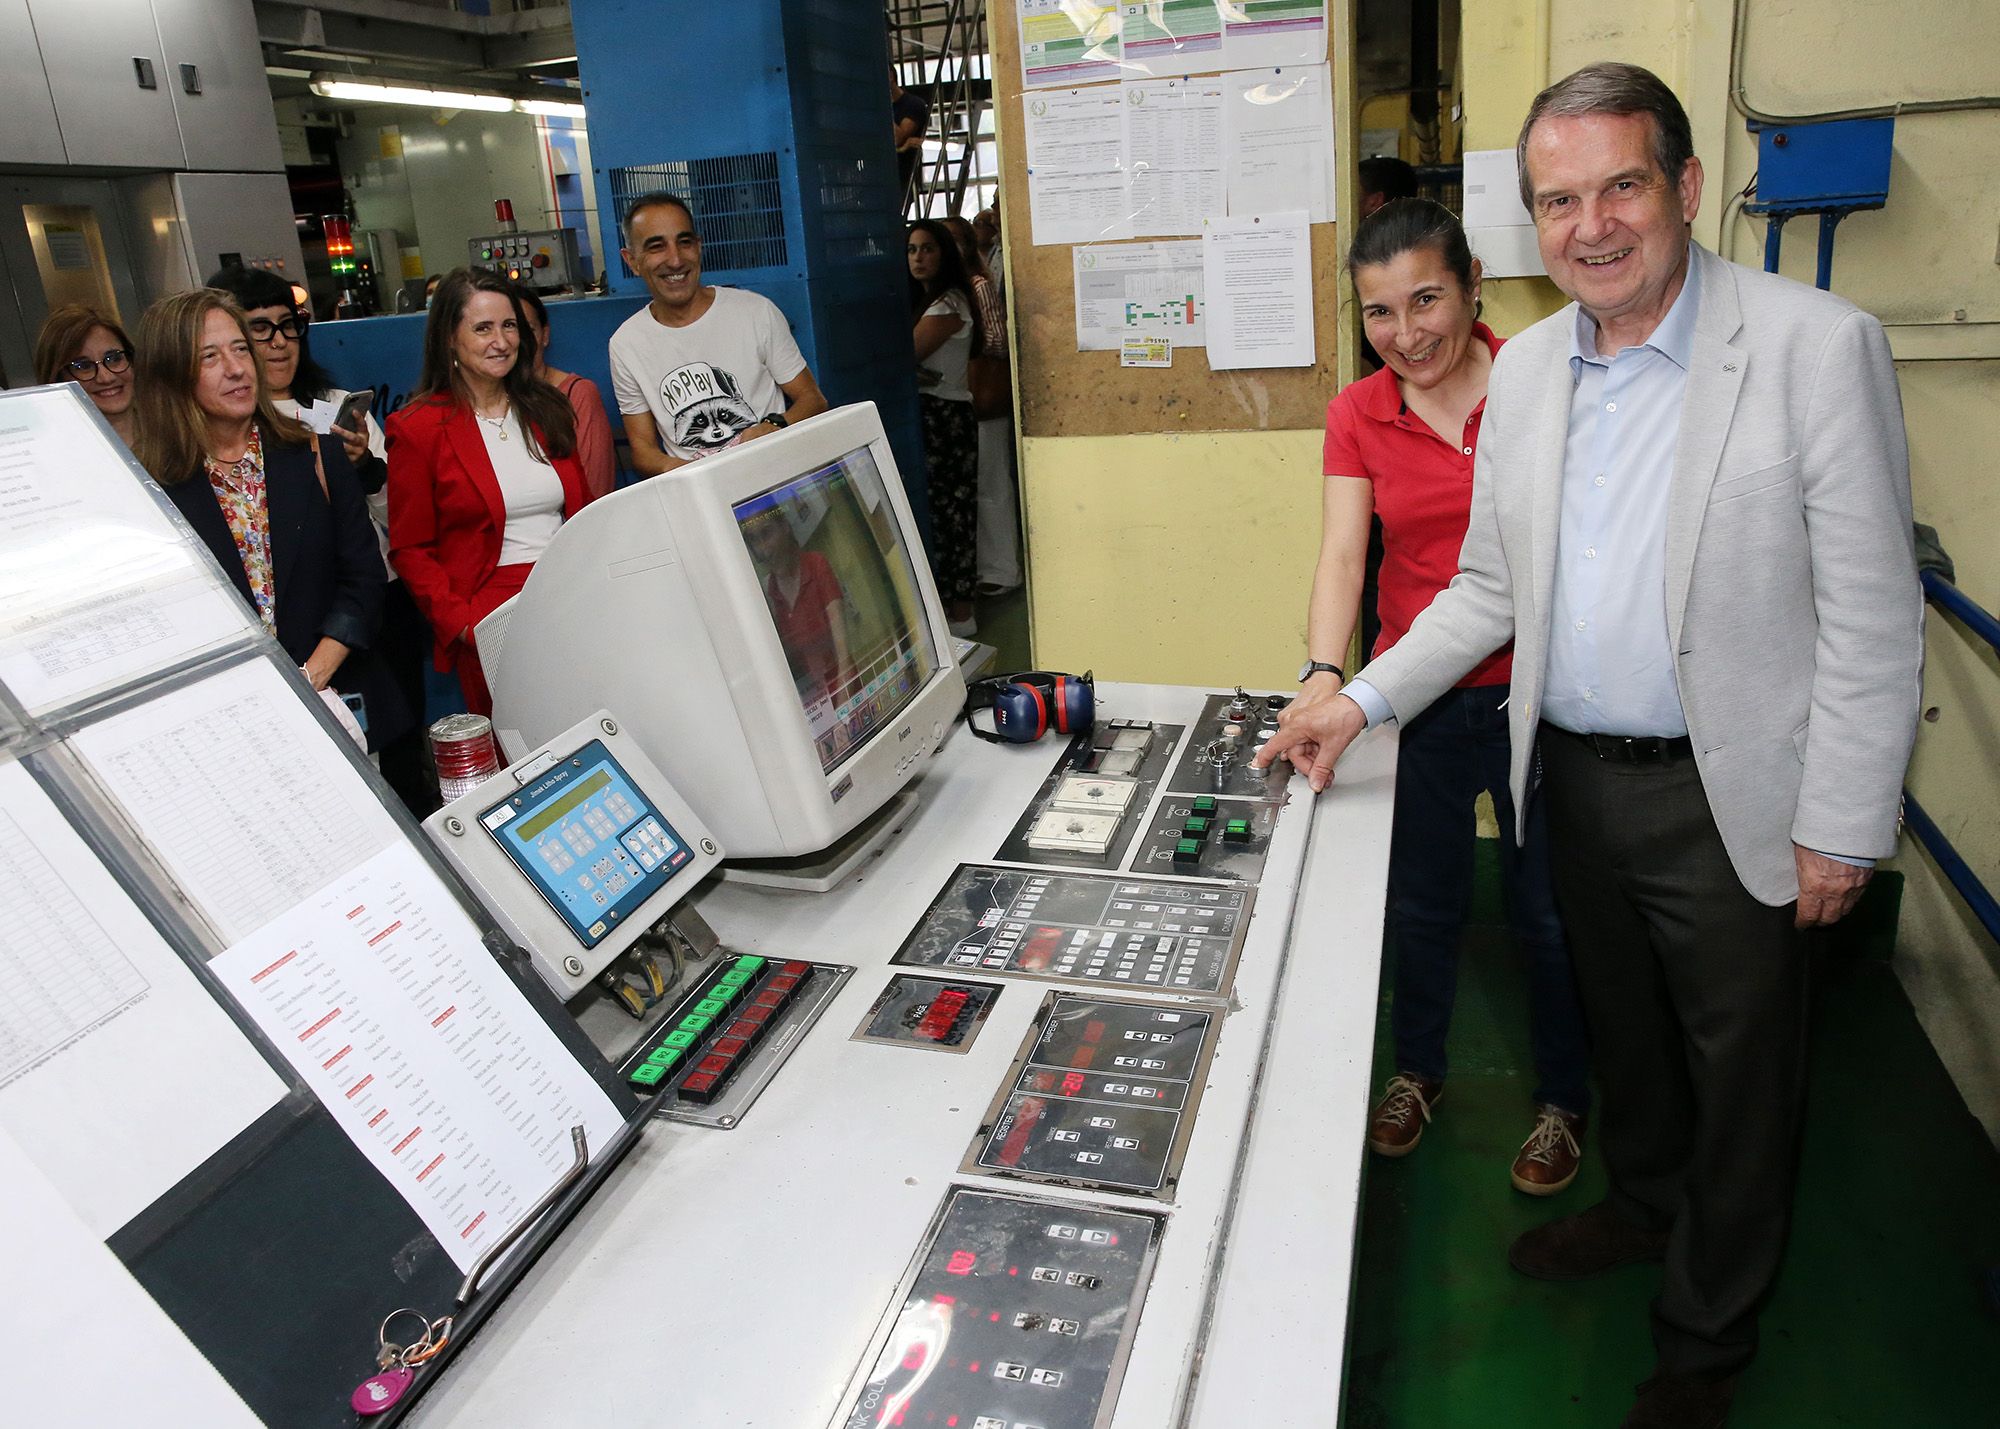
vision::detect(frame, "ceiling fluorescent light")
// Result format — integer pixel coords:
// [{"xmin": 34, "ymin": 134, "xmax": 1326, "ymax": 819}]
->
[
  {"xmin": 309, "ymin": 76, "xmax": 515, "ymax": 113},
  {"xmin": 516, "ymin": 97, "xmax": 587, "ymax": 118}
]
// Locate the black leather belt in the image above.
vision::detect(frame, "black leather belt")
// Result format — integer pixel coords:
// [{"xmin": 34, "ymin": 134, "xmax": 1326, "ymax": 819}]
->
[{"xmin": 1542, "ymin": 724, "xmax": 1694, "ymax": 764}]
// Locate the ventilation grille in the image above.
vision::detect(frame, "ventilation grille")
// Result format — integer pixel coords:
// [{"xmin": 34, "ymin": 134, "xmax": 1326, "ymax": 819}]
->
[{"xmin": 610, "ymin": 152, "xmax": 787, "ymax": 274}]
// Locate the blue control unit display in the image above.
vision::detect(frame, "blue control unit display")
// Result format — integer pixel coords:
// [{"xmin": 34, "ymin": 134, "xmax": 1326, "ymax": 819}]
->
[{"xmin": 479, "ymin": 740, "xmax": 695, "ymax": 948}]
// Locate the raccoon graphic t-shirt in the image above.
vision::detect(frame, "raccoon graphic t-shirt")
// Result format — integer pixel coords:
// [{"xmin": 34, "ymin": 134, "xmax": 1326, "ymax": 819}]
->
[{"xmin": 609, "ymin": 286, "xmax": 809, "ymax": 463}]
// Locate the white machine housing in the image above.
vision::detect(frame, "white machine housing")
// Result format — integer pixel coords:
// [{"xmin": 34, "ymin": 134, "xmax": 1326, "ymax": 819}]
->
[
  {"xmin": 479, "ymin": 403, "xmax": 967, "ymax": 861},
  {"xmin": 422, "ymin": 710, "xmax": 724, "ymax": 998}
]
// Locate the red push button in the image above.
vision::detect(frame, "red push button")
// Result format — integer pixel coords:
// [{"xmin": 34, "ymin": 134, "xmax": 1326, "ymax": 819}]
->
[
  {"xmin": 694, "ymin": 1053, "xmax": 732, "ymax": 1077},
  {"xmin": 678, "ymin": 1071, "xmax": 718, "ymax": 1101},
  {"xmin": 780, "ymin": 960, "xmax": 811, "ymax": 978},
  {"xmin": 711, "ymin": 1036, "xmax": 749, "ymax": 1059}
]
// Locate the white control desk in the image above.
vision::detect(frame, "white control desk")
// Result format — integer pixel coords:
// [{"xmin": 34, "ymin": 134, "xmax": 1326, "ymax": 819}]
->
[{"xmin": 410, "ymin": 683, "xmax": 1396, "ymax": 1428}]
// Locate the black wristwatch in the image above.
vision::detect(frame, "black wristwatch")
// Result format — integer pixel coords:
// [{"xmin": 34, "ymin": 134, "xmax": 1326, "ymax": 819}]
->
[
  {"xmin": 765, "ymin": 411, "xmax": 788, "ymax": 429},
  {"xmin": 1299, "ymin": 660, "xmax": 1345, "ymax": 683}
]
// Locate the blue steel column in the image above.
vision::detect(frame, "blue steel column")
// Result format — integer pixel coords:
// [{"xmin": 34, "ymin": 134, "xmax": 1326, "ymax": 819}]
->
[{"xmin": 570, "ymin": 0, "xmax": 928, "ymax": 530}]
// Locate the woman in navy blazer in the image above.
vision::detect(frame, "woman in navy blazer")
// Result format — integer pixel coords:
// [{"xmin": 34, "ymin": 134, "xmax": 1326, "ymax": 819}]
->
[
  {"xmin": 134, "ymin": 288, "xmax": 411, "ymax": 752},
  {"xmin": 388, "ymin": 269, "xmax": 592, "ymax": 715}
]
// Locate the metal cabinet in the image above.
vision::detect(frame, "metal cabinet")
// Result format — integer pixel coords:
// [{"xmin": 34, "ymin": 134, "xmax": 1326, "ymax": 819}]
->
[
  {"xmin": 24, "ymin": 0, "xmax": 185, "ymax": 169},
  {"xmin": 0, "ymin": 0, "xmax": 66, "ymax": 166},
  {"xmin": 150, "ymin": 0, "xmax": 283, "ymax": 172}
]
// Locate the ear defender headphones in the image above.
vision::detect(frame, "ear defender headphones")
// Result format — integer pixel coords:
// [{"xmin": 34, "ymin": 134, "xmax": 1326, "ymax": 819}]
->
[{"xmin": 964, "ymin": 670, "xmax": 1096, "ymax": 744}]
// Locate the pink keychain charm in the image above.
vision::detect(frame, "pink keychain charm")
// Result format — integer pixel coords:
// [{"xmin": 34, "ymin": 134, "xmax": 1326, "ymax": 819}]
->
[
  {"xmin": 351, "ymin": 1366, "xmax": 415, "ymax": 1416},
  {"xmin": 353, "ymin": 1307, "xmax": 448, "ymax": 1416}
]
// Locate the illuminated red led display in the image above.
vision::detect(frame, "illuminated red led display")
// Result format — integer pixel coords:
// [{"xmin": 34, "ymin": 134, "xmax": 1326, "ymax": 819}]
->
[
  {"xmin": 915, "ymin": 988, "xmax": 971, "ymax": 1041},
  {"xmin": 944, "ymin": 1249, "xmax": 977, "ymax": 1276}
]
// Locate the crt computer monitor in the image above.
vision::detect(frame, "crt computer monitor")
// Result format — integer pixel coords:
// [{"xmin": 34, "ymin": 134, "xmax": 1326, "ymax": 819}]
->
[{"xmin": 479, "ymin": 403, "xmax": 968, "ymax": 862}]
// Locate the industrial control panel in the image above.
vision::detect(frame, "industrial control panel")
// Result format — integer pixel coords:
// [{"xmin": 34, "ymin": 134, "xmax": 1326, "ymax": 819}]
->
[
  {"xmin": 411, "ymin": 683, "xmax": 1389, "ymax": 1429},
  {"xmin": 838, "ymin": 1189, "xmax": 1162, "ymax": 1429},
  {"xmin": 893, "ymin": 865, "xmax": 1252, "ymax": 996},
  {"xmin": 469, "ymin": 227, "xmax": 585, "ymax": 291},
  {"xmin": 423, "ymin": 711, "xmax": 724, "ymax": 998}
]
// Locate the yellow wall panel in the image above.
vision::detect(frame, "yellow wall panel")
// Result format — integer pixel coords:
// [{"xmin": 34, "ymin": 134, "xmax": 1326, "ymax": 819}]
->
[{"xmin": 1020, "ymin": 431, "xmax": 1325, "ymax": 688}]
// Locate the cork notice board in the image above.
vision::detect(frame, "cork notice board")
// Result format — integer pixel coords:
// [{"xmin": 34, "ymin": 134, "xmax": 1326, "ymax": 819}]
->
[{"xmin": 989, "ymin": 9, "xmax": 1346, "ymax": 439}]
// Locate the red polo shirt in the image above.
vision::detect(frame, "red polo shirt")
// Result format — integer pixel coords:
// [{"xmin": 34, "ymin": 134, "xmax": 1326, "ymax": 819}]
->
[{"xmin": 1322, "ymin": 322, "xmax": 1510, "ymax": 688}]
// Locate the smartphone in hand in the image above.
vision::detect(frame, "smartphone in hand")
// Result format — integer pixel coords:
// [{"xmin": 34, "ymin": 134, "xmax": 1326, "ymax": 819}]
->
[{"xmin": 333, "ymin": 389, "xmax": 374, "ymax": 434}]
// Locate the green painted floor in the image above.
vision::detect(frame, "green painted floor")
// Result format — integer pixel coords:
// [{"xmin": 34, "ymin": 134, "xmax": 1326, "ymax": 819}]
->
[
  {"xmin": 972, "ymin": 582, "xmax": 1031, "ymax": 672},
  {"xmin": 1340, "ymin": 849, "xmax": 2000, "ymax": 1427}
]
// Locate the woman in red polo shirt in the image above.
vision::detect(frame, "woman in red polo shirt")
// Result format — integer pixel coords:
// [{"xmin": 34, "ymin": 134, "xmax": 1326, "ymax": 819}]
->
[{"xmin": 1297, "ymin": 199, "xmax": 1590, "ymax": 1194}]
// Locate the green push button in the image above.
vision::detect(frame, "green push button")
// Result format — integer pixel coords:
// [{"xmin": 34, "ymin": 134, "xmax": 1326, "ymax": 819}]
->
[
  {"xmin": 645, "ymin": 1045, "xmax": 683, "ymax": 1069},
  {"xmin": 1192, "ymin": 795, "xmax": 1218, "ymax": 815},
  {"xmin": 1182, "ymin": 816, "xmax": 1210, "ymax": 837},
  {"xmin": 1172, "ymin": 838, "xmax": 1202, "ymax": 863},
  {"xmin": 663, "ymin": 1027, "xmax": 700, "ymax": 1049},
  {"xmin": 710, "ymin": 980, "xmax": 741, "ymax": 1004},
  {"xmin": 629, "ymin": 1063, "xmax": 666, "ymax": 1086},
  {"xmin": 694, "ymin": 997, "xmax": 727, "ymax": 1018},
  {"xmin": 718, "ymin": 967, "xmax": 755, "ymax": 988},
  {"xmin": 733, "ymin": 955, "xmax": 766, "ymax": 974},
  {"xmin": 676, "ymin": 1013, "xmax": 713, "ymax": 1035},
  {"xmin": 1223, "ymin": 818, "xmax": 1252, "ymax": 844}
]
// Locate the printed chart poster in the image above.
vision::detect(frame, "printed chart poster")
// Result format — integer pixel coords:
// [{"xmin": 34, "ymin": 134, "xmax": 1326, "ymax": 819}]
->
[
  {"xmin": 213, "ymin": 842, "xmax": 624, "ymax": 1272},
  {"xmin": 1074, "ymin": 241, "xmax": 1207, "ymax": 351},
  {"xmin": 1020, "ymin": 0, "xmax": 1122, "ymax": 89}
]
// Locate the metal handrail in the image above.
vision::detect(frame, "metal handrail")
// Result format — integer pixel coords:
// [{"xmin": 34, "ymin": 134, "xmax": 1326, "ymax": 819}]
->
[
  {"xmin": 1901, "ymin": 570, "xmax": 2000, "ymax": 945},
  {"xmin": 1924, "ymin": 569, "xmax": 2000, "ymax": 657}
]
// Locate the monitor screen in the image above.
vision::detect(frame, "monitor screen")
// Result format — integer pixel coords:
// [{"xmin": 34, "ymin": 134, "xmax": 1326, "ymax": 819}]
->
[{"xmin": 733, "ymin": 445, "xmax": 939, "ymax": 773}]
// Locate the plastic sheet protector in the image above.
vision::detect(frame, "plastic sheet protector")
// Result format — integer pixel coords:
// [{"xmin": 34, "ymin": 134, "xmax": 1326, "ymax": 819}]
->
[
  {"xmin": 0, "ymin": 759, "xmax": 286, "ymax": 1235},
  {"xmin": 0, "ymin": 386, "xmax": 256, "ymax": 715},
  {"xmin": 210, "ymin": 841, "xmax": 624, "ymax": 1273},
  {"xmin": 68, "ymin": 659, "xmax": 403, "ymax": 945}
]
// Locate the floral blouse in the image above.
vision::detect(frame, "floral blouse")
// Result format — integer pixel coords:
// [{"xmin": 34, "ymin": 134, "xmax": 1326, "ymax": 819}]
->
[{"xmin": 204, "ymin": 426, "xmax": 277, "ymax": 634}]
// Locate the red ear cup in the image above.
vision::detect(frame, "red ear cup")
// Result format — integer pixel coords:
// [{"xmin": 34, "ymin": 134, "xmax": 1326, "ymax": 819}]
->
[
  {"xmin": 1051, "ymin": 676, "xmax": 1069, "ymax": 732},
  {"xmin": 1022, "ymin": 680, "xmax": 1050, "ymax": 739}
]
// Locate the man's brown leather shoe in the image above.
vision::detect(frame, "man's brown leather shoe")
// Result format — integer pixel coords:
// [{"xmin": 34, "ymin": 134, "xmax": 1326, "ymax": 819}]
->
[
  {"xmin": 1620, "ymin": 1372, "xmax": 1738, "ymax": 1428},
  {"xmin": 1366, "ymin": 1074, "xmax": 1442, "ymax": 1157},
  {"xmin": 1510, "ymin": 1104, "xmax": 1585, "ymax": 1195},
  {"xmin": 1507, "ymin": 1200, "xmax": 1669, "ymax": 1280}
]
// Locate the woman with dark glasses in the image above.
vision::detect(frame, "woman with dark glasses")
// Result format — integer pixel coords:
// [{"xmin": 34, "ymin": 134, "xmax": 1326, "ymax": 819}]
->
[{"xmin": 33, "ymin": 304, "xmax": 138, "ymax": 446}]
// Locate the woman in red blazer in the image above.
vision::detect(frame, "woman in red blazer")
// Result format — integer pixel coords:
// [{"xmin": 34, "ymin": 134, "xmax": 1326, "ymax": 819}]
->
[{"xmin": 388, "ymin": 268, "xmax": 595, "ymax": 715}]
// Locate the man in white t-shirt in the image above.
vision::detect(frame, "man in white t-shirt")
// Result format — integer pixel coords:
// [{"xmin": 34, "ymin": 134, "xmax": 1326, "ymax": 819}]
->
[{"xmin": 609, "ymin": 192, "xmax": 828, "ymax": 474}]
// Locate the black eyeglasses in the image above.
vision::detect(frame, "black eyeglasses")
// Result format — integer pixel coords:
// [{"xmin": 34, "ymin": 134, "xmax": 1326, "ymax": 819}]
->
[
  {"xmin": 66, "ymin": 348, "xmax": 131, "ymax": 379},
  {"xmin": 246, "ymin": 313, "xmax": 309, "ymax": 343}
]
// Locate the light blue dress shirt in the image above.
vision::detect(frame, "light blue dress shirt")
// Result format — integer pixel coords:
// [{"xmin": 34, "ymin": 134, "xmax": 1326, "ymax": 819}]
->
[{"xmin": 1540, "ymin": 250, "xmax": 1701, "ymax": 736}]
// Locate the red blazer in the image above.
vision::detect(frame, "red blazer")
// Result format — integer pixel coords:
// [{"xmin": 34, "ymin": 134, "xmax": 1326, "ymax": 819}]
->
[{"xmin": 386, "ymin": 395, "xmax": 594, "ymax": 670}]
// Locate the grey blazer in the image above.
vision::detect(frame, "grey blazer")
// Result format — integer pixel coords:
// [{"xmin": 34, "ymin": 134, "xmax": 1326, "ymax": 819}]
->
[{"xmin": 1356, "ymin": 243, "xmax": 1923, "ymax": 905}]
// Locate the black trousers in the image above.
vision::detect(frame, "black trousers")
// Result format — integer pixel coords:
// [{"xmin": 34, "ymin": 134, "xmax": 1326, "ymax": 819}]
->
[{"xmin": 1539, "ymin": 725, "xmax": 1808, "ymax": 1377}]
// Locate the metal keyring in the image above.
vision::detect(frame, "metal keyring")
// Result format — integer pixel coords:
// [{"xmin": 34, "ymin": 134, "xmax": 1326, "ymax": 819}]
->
[{"xmin": 378, "ymin": 1307, "xmax": 436, "ymax": 1360}]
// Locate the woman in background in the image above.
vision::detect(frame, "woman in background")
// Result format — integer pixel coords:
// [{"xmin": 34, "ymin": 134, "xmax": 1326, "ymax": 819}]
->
[
  {"xmin": 388, "ymin": 268, "xmax": 593, "ymax": 716},
  {"xmin": 906, "ymin": 218, "xmax": 981, "ymax": 636},
  {"xmin": 205, "ymin": 265, "xmax": 433, "ymax": 812},
  {"xmin": 34, "ymin": 304, "xmax": 138, "ymax": 446},
  {"xmin": 1279, "ymin": 199, "xmax": 1591, "ymax": 1194},
  {"xmin": 132, "ymin": 289, "xmax": 406, "ymax": 750},
  {"xmin": 519, "ymin": 287, "xmax": 617, "ymax": 501},
  {"xmin": 940, "ymin": 214, "xmax": 1020, "ymax": 596}
]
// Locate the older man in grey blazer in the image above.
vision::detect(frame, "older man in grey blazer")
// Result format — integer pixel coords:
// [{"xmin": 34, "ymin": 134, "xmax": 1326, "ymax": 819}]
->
[{"xmin": 1259, "ymin": 62, "xmax": 1921, "ymax": 1429}]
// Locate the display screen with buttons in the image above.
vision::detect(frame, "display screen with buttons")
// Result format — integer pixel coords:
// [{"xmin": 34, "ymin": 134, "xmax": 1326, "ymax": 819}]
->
[
  {"xmin": 892, "ymin": 865, "xmax": 1252, "ymax": 996},
  {"xmin": 969, "ymin": 993, "xmax": 1219, "ymax": 1197},
  {"xmin": 480, "ymin": 740, "xmax": 696, "ymax": 948},
  {"xmin": 838, "ymin": 1188, "xmax": 1160, "ymax": 1429}
]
